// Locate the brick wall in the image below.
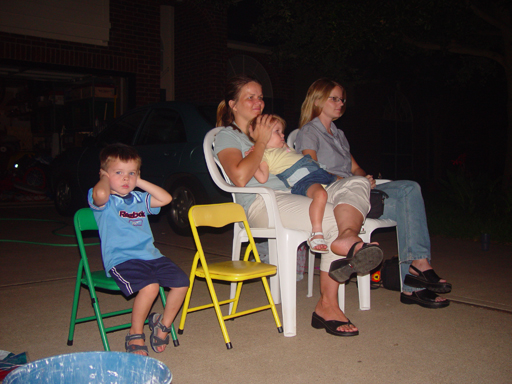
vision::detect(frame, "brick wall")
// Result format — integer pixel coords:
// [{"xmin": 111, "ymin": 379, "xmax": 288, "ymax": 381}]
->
[
  {"xmin": 0, "ymin": 0, "xmax": 296, "ymax": 120},
  {"xmin": 174, "ymin": 1, "xmax": 228, "ymax": 104},
  {"xmin": 0, "ymin": 0, "xmax": 163, "ymax": 107},
  {"xmin": 173, "ymin": 0, "xmax": 296, "ymax": 126}
]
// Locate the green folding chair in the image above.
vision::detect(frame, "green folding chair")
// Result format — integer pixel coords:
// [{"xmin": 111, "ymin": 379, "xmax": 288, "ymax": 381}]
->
[{"xmin": 67, "ymin": 207, "xmax": 178, "ymax": 351}]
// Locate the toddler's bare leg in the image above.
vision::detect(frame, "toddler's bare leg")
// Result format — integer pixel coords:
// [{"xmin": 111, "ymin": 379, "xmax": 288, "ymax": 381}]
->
[{"xmin": 307, "ymin": 184, "xmax": 328, "ymax": 251}]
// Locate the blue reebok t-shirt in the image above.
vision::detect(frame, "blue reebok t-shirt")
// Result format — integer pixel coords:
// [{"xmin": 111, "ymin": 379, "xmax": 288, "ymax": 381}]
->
[{"xmin": 88, "ymin": 189, "xmax": 162, "ymax": 276}]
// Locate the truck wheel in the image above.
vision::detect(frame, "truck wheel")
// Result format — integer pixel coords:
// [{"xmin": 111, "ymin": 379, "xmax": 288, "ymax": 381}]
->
[
  {"xmin": 167, "ymin": 180, "xmax": 204, "ymax": 236},
  {"xmin": 54, "ymin": 176, "xmax": 78, "ymax": 216}
]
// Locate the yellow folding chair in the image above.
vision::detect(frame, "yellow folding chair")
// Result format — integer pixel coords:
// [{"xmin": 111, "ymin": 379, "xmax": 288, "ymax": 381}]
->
[
  {"xmin": 67, "ymin": 208, "xmax": 178, "ymax": 351},
  {"xmin": 178, "ymin": 202, "xmax": 283, "ymax": 349}
]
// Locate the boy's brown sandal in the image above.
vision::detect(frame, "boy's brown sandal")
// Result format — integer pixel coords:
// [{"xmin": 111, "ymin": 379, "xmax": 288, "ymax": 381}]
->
[
  {"xmin": 148, "ymin": 312, "xmax": 172, "ymax": 353},
  {"xmin": 125, "ymin": 333, "xmax": 149, "ymax": 355}
]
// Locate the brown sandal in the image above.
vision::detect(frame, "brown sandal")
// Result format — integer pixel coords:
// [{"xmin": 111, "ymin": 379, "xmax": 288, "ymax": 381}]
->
[
  {"xmin": 125, "ymin": 333, "xmax": 148, "ymax": 355},
  {"xmin": 148, "ymin": 312, "xmax": 171, "ymax": 353}
]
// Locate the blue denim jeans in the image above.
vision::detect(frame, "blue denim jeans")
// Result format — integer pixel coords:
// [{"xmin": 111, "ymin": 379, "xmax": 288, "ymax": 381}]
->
[
  {"xmin": 376, "ymin": 180, "xmax": 430, "ymax": 292},
  {"xmin": 276, "ymin": 155, "xmax": 336, "ymax": 196},
  {"xmin": 276, "ymin": 155, "xmax": 320, "ymax": 187},
  {"xmin": 289, "ymin": 169, "xmax": 337, "ymax": 196}
]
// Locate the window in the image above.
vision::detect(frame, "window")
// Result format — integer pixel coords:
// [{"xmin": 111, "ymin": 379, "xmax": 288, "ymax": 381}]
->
[
  {"xmin": 138, "ymin": 108, "xmax": 186, "ymax": 145},
  {"xmin": 98, "ymin": 109, "xmax": 147, "ymax": 145}
]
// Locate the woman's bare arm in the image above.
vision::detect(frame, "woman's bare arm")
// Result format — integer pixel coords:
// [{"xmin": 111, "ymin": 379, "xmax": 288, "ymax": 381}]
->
[
  {"xmin": 218, "ymin": 145, "xmax": 267, "ymax": 187},
  {"xmin": 301, "ymin": 149, "xmax": 318, "ymax": 161},
  {"xmin": 351, "ymin": 155, "xmax": 366, "ymax": 176},
  {"xmin": 218, "ymin": 115, "xmax": 275, "ymax": 187},
  {"xmin": 351, "ymin": 155, "xmax": 376, "ymax": 188}
]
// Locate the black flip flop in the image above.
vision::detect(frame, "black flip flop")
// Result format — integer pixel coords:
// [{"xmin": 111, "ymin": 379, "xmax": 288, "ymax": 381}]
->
[
  {"xmin": 311, "ymin": 312, "xmax": 359, "ymax": 337},
  {"xmin": 400, "ymin": 289, "xmax": 450, "ymax": 309},
  {"xmin": 404, "ymin": 265, "xmax": 452, "ymax": 293},
  {"xmin": 328, "ymin": 242, "xmax": 383, "ymax": 284}
]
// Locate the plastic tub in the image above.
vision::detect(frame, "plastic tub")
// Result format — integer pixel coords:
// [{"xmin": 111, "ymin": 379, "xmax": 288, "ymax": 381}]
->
[{"xmin": 3, "ymin": 351, "xmax": 172, "ymax": 384}]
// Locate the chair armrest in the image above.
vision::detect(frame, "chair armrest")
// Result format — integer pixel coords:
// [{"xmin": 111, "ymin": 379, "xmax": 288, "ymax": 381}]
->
[
  {"xmin": 230, "ymin": 185, "xmax": 279, "ymax": 229},
  {"xmin": 203, "ymin": 127, "xmax": 281, "ymax": 230},
  {"xmin": 217, "ymin": 182, "xmax": 281, "ymax": 231}
]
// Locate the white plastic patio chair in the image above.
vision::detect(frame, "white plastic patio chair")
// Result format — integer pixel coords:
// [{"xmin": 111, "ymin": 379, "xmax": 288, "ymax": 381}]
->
[
  {"xmin": 203, "ymin": 127, "xmax": 309, "ymax": 337},
  {"xmin": 287, "ymin": 128, "xmax": 398, "ymax": 311}
]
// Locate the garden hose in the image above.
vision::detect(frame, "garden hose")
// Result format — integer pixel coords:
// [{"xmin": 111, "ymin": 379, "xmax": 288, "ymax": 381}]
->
[{"xmin": 0, "ymin": 218, "xmax": 99, "ymax": 246}]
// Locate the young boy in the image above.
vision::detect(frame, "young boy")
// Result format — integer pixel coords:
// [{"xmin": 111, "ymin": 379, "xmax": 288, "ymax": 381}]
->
[
  {"xmin": 88, "ymin": 143, "xmax": 189, "ymax": 355},
  {"xmin": 248, "ymin": 115, "xmax": 337, "ymax": 253}
]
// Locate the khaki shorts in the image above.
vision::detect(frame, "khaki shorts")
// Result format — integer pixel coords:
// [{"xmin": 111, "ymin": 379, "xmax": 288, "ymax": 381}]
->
[{"xmin": 247, "ymin": 176, "xmax": 371, "ymax": 272}]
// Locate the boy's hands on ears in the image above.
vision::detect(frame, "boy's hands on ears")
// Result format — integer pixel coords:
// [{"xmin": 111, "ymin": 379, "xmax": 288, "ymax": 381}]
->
[
  {"xmin": 136, "ymin": 174, "xmax": 147, "ymax": 189},
  {"xmin": 99, "ymin": 169, "xmax": 109, "ymax": 179}
]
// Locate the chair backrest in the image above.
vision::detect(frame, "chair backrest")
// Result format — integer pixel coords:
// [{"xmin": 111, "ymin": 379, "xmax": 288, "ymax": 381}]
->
[
  {"xmin": 188, "ymin": 202, "xmax": 259, "ymax": 262},
  {"xmin": 73, "ymin": 208, "xmax": 99, "ymax": 269},
  {"xmin": 286, "ymin": 128, "xmax": 299, "ymax": 149},
  {"xmin": 203, "ymin": 128, "xmax": 239, "ymax": 199},
  {"xmin": 203, "ymin": 127, "xmax": 280, "ymax": 230},
  {"xmin": 189, "ymin": 202, "xmax": 247, "ymax": 229},
  {"xmin": 74, "ymin": 207, "xmax": 98, "ymax": 232}
]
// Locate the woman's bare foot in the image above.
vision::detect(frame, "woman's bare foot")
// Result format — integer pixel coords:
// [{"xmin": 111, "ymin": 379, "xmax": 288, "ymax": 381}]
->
[
  {"xmin": 410, "ymin": 258, "xmax": 447, "ymax": 283},
  {"xmin": 330, "ymin": 234, "xmax": 362, "ymax": 256},
  {"xmin": 328, "ymin": 237, "xmax": 383, "ymax": 284},
  {"xmin": 401, "ymin": 290, "xmax": 447, "ymax": 302},
  {"xmin": 404, "ymin": 259, "xmax": 449, "ymax": 302},
  {"xmin": 314, "ymin": 300, "xmax": 358, "ymax": 333}
]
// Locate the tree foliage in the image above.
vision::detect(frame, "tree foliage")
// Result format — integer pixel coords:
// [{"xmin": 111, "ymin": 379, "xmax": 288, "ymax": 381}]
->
[
  {"xmin": 253, "ymin": 0, "xmax": 512, "ymax": 184},
  {"xmin": 254, "ymin": 1, "xmax": 506, "ymax": 75}
]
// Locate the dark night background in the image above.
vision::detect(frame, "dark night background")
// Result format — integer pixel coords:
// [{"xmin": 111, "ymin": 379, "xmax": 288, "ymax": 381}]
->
[
  {"xmin": 228, "ymin": 0, "xmax": 509, "ymax": 187},
  {"xmin": 0, "ymin": 0, "xmax": 510, "ymax": 241},
  {"xmin": 227, "ymin": 0, "xmax": 511, "ymax": 242}
]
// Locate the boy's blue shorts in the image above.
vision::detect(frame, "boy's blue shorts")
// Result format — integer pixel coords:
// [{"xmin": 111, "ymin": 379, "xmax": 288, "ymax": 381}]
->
[{"xmin": 109, "ymin": 257, "xmax": 189, "ymax": 297}]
